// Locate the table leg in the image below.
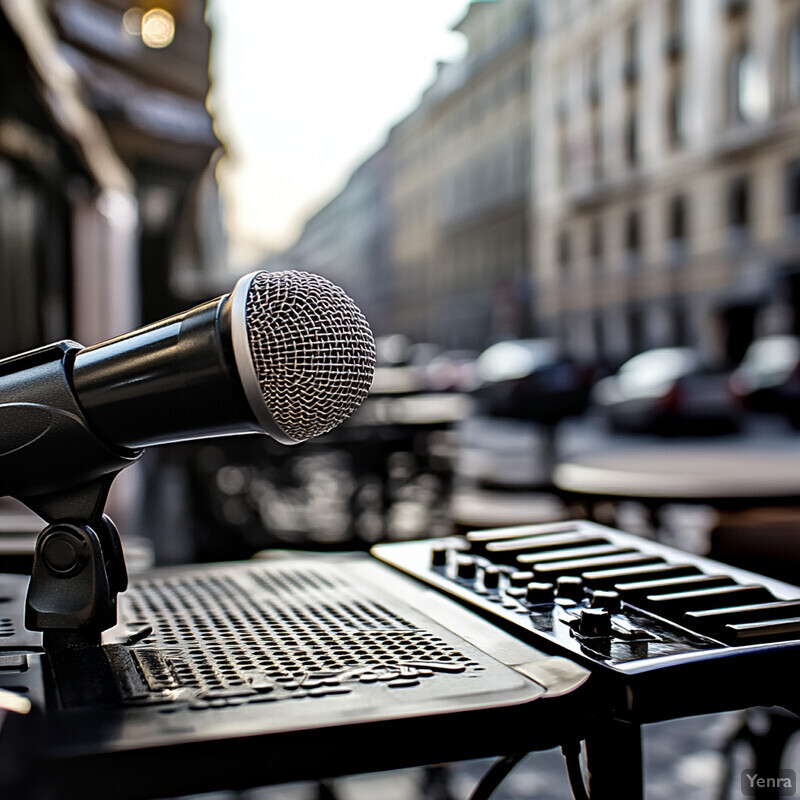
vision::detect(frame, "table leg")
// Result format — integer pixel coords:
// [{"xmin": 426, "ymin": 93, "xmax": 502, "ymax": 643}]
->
[{"xmin": 584, "ymin": 718, "xmax": 643, "ymax": 800}]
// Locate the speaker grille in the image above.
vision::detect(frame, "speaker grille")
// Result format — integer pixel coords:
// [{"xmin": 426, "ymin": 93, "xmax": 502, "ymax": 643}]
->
[{"xmin": 122, "ymin": 562, "xmax": 482, "ymax": 707}]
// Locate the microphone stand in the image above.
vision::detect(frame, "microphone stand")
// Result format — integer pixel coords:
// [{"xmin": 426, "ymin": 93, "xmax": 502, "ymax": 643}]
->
[{"xmin": 0, "ymin": 341, "xmax": 141, "ymax": 699}]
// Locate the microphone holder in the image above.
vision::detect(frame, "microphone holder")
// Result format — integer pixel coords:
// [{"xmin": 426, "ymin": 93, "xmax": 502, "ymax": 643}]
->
[{"xmin": 0, "ymin": 341, "xmax": 142, "ymax": 651}]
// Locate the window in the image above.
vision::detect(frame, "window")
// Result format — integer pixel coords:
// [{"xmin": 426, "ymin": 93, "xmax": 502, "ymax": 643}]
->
[
  {"xmin": 786, "ymin": 157, "xmax": 800, "ymax": 225},
  {"xmin": 728, "ymin": 175, "xmax": 750, "ymax": 232},
  {"xmin": 789, "ymin": 20, "xmax": 800, "ymax": 105},
  {"xmin": 624, "ymin": 20, "xmax": 639, "ymax": 83},
  {"xmin": 625, "ymin": 109, "xmax": 638, "ymax": 167},
  {"xmin": 625, "ymin": 210, "xmax": 641, "ymax": 267},
  {"xmin": 592, "ymin": 118, "xmax": 604, "ymax": 181},
  {"xmin": 666, "ymin": 0, "xmax": 684, "ymax": 45},
  {"xmin": 586, "ymin": 49, "xmax": 601, "ymax": 103},
  {"xmin": 667, "ymin": 80, "xmax": 686, "ymax": 147},
  {"xmin": 590, "ymin": 219, "xmax": 603, "ymax": 271},
  {"xmin": 558, "ymin": 129, "xmax": 570, "ymax": 187},
  {"xmin": 558, "ymin": 229, "xmax": 571, "ymax": 282},
  {"xmin": 729, "ymin": 44, "xmax": 768, "ymax": 123},
  {"xmin": 669, "ymin": 195, "xmax": 687, "ymax": 244}
]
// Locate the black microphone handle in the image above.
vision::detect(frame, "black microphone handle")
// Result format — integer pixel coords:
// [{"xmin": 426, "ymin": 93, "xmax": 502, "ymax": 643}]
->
[{"xmin": 72, "ymin": 294, "xmax": 262, "ymax": 450}]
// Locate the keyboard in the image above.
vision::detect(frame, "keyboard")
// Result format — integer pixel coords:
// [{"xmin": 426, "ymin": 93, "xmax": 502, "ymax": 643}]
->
[{"xmin": 373, "ymin": 520, "xmax": 800, "ymax": 721}]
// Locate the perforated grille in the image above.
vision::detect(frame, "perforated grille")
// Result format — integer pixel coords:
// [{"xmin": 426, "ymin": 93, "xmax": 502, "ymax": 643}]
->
[
  {"xmin": 123, "ymin": 563, "xmax": 481, "ymax": 706},
  {"xmin": 245, "ymin": 271, "xmax": 375, "ymax": 441}
]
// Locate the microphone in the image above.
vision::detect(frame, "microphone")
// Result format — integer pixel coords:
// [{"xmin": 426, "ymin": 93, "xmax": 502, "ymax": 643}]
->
[
  {"xmin": 0, "ymin": 270, "xmax": 376, "ymax": 509},
  {"xmin": 72, "ymin": 270, "xmax": 376, "ymax": 448},
  {"xmin": 10, "ymin": 270, "xmax": 375, "ymax": 643}
]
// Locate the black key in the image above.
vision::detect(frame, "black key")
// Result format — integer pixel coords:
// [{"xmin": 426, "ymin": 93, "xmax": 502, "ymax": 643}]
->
[
  {"xmin": 684, "ymin": 601, "xmax": 800, "ymax": 636},
  {"xmin": 485, "ymin": 534, "xmax": 609, "ymax": 564},
  {"xmin": 616, "ymin": 574, "xmax": 735, "ymax": 600},
  {"xmin": 530, "ymin": 553, "xmax": 662, "ymax": 579},
  {"xmin": 466, "ymin": 522, "xmax": 580, "ymax": 550},
  {"xmin": 516, "ymin": 544, "xmax": 635, "ymax": 566},
  {"xmin": 582, "ymin": 562, "xmax": 702, "ymax": 590},
  {"xmin": 645, "ymin": 585, "xmax": 775, "ymax": 618},
  {"xmin": 723, "ymin": 617, "xmax": 800, "ymax": 644}
]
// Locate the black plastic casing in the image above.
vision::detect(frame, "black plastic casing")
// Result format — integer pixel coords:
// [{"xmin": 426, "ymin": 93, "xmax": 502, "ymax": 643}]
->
[
  {"xmin": 72, "ymin": 294, "xmax": 261, "ymax": 449},
  {"xmin": 0, "ymin": 342, "xmax": 139, "ymax": 515}
]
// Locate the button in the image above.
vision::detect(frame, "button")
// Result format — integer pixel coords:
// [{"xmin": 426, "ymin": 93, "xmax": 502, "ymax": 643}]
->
[
  {"xmin": 484, "ymin": 533, "xmax": 606, "ymax": 564},
  {"xmin": 723, "ymin": 617, "xmax": 800, "ymax": 644},
  {"xmin": 533, "ymin": 553, "xmax": 662, "ymax": 580},
  {"xmin": 41, "ymin": 528, "xmax": 88, "ymax": 577},
  {"xmin": 578, "ymin": 608, "xmax": 612, "ymax": 637},
  {"xmin": 525, "ymin": 582, "xmax": 555, "ymax": 604},
  {"xmin": 456, "ymin": 557, "xmax": 477, "ymax": 580},
  {"xmin": 684, "ymin": 600, "xmax": 800, "ymax": 636},
  {"xmin": 645, "ymin": 585, "xmax": 774, "ymax": 618},
  {"xmin": 616, "ymin": 574, "xmax": 735, "ymax": 600},
  {"xmin": 431, "ymin": 547, "xmax": 448, "ymax": 567},
  {"xmin": 591, "ymin": 590, "xmax": 622, "ymax": 613},
  {"xmin": 582, "ymin": 562, "xmax": 701, "ymax": 590},
  {"xmin": 509, "ymin": 570, "xmax": 534, "ymax": 588},
  {"xmin": 482, "ymin": 567, "xmax": 500, "ymax": 590},
  {"xmin": 556, "ymin": 576, "xmax": 584, "ymax": 601}
]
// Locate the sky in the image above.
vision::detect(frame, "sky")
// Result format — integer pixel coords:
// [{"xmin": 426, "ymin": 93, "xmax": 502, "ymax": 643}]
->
[{"xmin": 206, "ymin": 0, "xmax": 469, "ymax": 268}]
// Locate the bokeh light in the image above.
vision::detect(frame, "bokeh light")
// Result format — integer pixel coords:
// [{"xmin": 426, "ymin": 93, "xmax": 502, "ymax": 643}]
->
[
  {"xmin": 141, "ymin": 8, "xmax": 175, "ymax": 49},
  {"xmin": 122, "ymin": 7, "xmax": 143, "ymax": 36}
]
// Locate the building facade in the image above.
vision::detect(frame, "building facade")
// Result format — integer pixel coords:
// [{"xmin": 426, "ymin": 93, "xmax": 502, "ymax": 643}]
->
[
  {"xmin": 279, "ymin": 0, "xmax": 538, "ymax": 351},
  {"xmin": 275, "ymin": 147, "xmax": 393, "ymax": 335},
  {"xmin": 534, "ymin": 0, "xmax": 800, "ymax": 368},
  {"xmin": 388, "ymin": 0, "xmax": 537, "ymax": 350}
]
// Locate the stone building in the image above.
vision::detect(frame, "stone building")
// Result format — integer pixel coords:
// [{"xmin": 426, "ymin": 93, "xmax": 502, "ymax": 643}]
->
[
  {"xmin": 388, "ymin": 0, "xmax": 537, "ymax": 349},
  {"xmin": 275, "ymin": 147, "xmax": 393, "ymax": 334},
  {"xmin": 533, "ymin": 0, "xmax": 800, "ymax": 367}
]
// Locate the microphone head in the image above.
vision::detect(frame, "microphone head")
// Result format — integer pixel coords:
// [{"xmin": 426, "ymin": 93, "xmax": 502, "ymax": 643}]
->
[{"xmin": 230, "ymin": 271, "xmax": 376, "ymax": 444}]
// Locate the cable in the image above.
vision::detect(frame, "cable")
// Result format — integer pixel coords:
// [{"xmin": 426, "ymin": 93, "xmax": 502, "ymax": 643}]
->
[
  {"xmin": 467, "ymin": 752, "xmax": 527, "ymax": 800},
  {"xmin": 562, "ymin": 741, "xmax": 590, "ymax": 800}
]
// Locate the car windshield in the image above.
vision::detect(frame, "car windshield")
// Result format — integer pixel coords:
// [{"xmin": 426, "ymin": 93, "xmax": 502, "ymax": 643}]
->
[
  {"xmin": 744, "ymin": 337, "xmax": 800, "ymax": 376},
  {"xmin": 618, "ymin": 348, "xmax": 697, "ymax": 391},
  {"xmin": 477, "ymin": 339, "xmax": 558, "ymax": 382}
]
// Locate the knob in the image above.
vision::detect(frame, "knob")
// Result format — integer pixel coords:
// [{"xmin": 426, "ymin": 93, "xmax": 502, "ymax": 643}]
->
[
  {"xmin": 525, "ymin": 582, "xmax": 555, "ymax": 605},
  {"xmin": 41, "ymin": 527, "xmax": 88, "ymax": 578},
  {"xmin": 556, "ymin": 576, "xmax": 584, "ymax": 601},
  {"xmin": 482, "ymin": 567, "xmax": 500, "ymax": 590},
  {"xmin": 509, "ymin": 570, "xmax": 534, "ymax": 588},
  {"xmin": 431, "ymin": 547, "xmax": 448, "ymax": 567},
  {"xmin": 456, "ymin": 557, "xmax": 477, "ymax": 580},
  {"xmin": 591, "ymin": 590, "xmax": 622, "ymax": 613},
  {"xmin": 578, "ymin": 608, "xmax": 612, "ymax": 637}
]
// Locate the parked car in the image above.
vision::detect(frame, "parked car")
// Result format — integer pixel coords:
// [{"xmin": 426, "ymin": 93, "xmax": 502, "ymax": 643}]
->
[
  {"xmin": 592, "ymin": 347, "xmax": 741, "ymax": 435},
  {"xmin": 729, "ymin": 335, "xmax": 800, "ymax": 428},
  {"xmin": 471, "ymin": 339, "xmax": 590, "ymax": 425},
  {"xmin": 423, "ymin": 350, "xmax": 479, "ymax": 393}
]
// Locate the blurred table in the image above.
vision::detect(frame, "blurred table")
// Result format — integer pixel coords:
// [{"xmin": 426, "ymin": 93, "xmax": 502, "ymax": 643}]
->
[{"xmin": 553, "ymin": 443, "xmax": 800, "ymax": 519}]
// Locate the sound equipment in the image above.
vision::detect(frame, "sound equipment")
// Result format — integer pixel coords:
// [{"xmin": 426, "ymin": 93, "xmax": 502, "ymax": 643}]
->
[
  {"xmin": 0, "ymin": 270, "xmax": 376, "ymax": 646},
  {"xmin": 0, "ymin": 553, "xmax": 589, "ymax": 800},
  {"xmin": 374, "ymin": 520, "xmax": 800, "ymax": 722}
]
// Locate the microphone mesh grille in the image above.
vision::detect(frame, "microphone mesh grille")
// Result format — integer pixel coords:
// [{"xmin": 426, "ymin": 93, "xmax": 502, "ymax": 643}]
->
[{"xmin": 244, "ymin": 271, "xmax": 376, "ymax": 441}]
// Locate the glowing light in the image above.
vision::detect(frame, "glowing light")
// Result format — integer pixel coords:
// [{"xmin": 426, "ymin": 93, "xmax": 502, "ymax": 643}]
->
[
  {"xmin": 142, "ymin": 9, "xmax": 175, "ymax": 49},
  {"xmin": 122, "ymin": 7, "xmax": 143, "ymax": 36}
]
